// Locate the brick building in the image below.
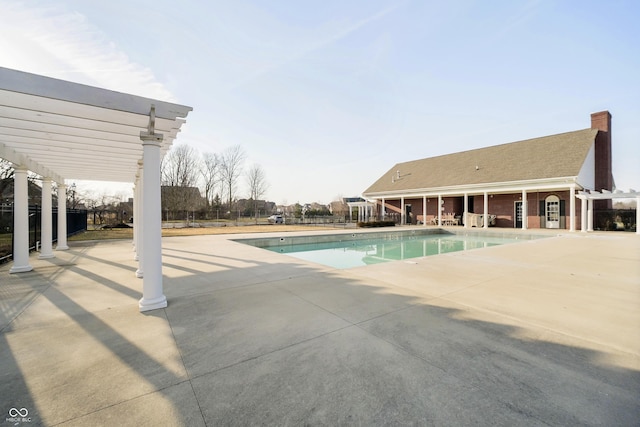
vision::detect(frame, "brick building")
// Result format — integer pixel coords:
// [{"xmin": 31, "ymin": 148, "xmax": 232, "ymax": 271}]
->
[{"xmin": 362, "ymin": 111, "xmax": 614, "ymax": 231}]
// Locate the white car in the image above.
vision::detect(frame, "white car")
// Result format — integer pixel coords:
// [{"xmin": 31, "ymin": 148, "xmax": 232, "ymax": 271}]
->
[{"xmin": 268, "ymin": 214, "xmax": 284, "ymax": 224}]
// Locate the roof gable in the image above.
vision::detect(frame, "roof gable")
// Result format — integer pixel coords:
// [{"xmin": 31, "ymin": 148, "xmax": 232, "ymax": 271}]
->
[{"xmin": 364, "ymin": 128, "xmax": 598, "ymax": 195}]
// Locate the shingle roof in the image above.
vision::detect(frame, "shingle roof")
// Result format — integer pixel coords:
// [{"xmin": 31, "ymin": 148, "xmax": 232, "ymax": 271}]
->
[{"xmin": 363, "ymin": 128, "xmax": 598, "ymax": 195}]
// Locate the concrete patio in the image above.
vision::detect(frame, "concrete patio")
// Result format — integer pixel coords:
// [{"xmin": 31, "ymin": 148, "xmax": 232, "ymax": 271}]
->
[{"xmin": 1, "ymin": 228, "xmax": 639, "ymax": 426}]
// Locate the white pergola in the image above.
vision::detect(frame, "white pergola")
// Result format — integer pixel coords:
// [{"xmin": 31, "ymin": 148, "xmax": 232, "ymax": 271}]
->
[
  {"xmin": 576, "ymin": 189, "xmax": 640, "ymax": 234},
  {"xmin": 347, "ymin": 200, "xmax": 376, "ymax": 223},
  {"xmin": 0, "ymin": 67, "xmax": 192, "ymax": 311}
]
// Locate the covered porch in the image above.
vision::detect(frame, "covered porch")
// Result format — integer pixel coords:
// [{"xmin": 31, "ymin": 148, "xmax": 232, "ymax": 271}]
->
[{"xmin": 367, "ymin": 179, "xmax": 588, "ymax": 231}]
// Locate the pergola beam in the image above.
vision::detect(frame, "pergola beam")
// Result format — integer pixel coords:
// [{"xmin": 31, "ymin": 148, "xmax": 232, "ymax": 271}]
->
[{"xmin": 0, "ymin": 140, "xmax": 65, "ymax": 182}]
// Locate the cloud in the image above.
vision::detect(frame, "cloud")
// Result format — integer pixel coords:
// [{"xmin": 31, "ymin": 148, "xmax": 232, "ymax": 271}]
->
[{"xmin": 0, "ymin": 1, "xmax": 174, "ymax": 101}]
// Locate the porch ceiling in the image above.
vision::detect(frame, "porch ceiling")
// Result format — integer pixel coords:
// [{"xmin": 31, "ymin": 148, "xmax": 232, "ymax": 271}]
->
[{"xmin": 0, "ymin": 67, "xmax": 192, "ymax": 183}]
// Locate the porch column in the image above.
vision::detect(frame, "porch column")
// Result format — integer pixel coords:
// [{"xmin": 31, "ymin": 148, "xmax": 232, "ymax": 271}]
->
[
  {"xmin": 569, "ymin": 186, "xmax": 576, "ymax": 232},
  {"xmin": 521, "ymin": 190, "xmax": 527, "ymax": 230},
  {"xmin": 38, "ymin": 177, "xmax": 54, "ymax": 259},
  {"xmin": 10, "ymin": 166, "xmax": 32, "ymax": 273},
  {"xmin": 56, "ymin": 183, "xmax": 69, "ymax": 250},
  {"xmin": 483, "ymin": 192, "xmax": 489, "ymax": 228},
  {"xmin": 139, "ymin": 130, "xmax": 167, "ymax": 312},
  {"xmin": 437, "ymin": 195, "xmax": 442, "ymax": 226},
  {"xmin": 400, "ymin": 197, "xmax": 405, "ymax": 225},
  {"xmin": 587, "ymin": 199, "xmax": 594, "ymax": 232},
  {"xmin": 381, "ymin": 198, "xmax": 386, "ymax": 219},
  {"xmin": 422, "ymin": 196, "xmax": 426, "ymax": 227},
  {"xmin": 580, "ymin": 198, "xmax": 587, "ymax": 232},
  {"xmin": 136, "ymin": 162, "xmax": 144, "ymax": 277},
  {"xmin": 463, "ymin": 193, "xmax": 468, "ymax": 228}
]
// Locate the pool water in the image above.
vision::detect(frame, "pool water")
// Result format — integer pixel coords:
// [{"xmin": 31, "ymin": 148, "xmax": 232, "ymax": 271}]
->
[{"xmin": 260, "ymin": 234, "xmax": 528, "ymax": 269}]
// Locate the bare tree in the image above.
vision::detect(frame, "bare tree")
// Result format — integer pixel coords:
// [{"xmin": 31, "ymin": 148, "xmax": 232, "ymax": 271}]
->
[
  {"xmin": 161, "ymin": 144, "xmax": 203, "ymax": 220},
  {"xmin": 161, "ymin": 144, "xmax": 200, "ymax": 187},
  {"xmin": 219, "ymin": 145, "xmax": 246, "ymax": 217},
  {"xmin": 84, "ymin": 190, "xmax": 120, "ymax": 227},
  {"xmin": 246, "ymin": 164, "xmax": 269, "ymax": 223},
  {"xmin": 0, "ymin": 158, "xmax": 13, "ymax": 197},
  {"xmin": 200, "ymin": 152, "xmax": 220, "ymax": 210}
]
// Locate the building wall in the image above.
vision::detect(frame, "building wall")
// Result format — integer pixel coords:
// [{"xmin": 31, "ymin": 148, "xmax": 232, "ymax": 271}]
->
[
  {"xmin": 381, "ymin": 190, "xmax": 583, "ymax": 229},
  {"xmin": 469, "ymin": 191, "xmax": 582, "ymax": 229}
]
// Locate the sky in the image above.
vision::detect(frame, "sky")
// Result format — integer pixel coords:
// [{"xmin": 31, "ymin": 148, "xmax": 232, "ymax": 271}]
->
[{"xmin": 1, "ymin": 0, "xmax": 639, "ymax": 205}]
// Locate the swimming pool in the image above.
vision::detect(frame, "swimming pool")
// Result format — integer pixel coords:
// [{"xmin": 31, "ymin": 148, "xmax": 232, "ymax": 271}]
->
[{"xmin": 236, "ymin": 230, "xmax": 548, "ymax": 269}]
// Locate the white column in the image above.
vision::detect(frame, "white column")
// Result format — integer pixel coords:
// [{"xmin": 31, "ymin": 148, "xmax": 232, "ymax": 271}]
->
[
  {"xmin": 39, "ymin": 178, "xmax": 54, "ymax": 259},
  {"xmin": 521, "ymin": 190, "xmax": 528, "ymax": 230},
  {"xmin": 422, "ymin": 196, "xmax": 426, "ymax": 227},
  {"xmin": 437, "ymin": 195, "xmax": 442, "ymax": 226},
  {"xmin": 569, "ymin": 186, "xmax": 576, "ymax": 232},
  {"xmin": 636, "ymin": 197, "xmax": 640, "ymax": 235},
  {"xmin": 587, "ymin": 199, "xmax": 594, "ymax": 232},
  {"xmin": 139, "ymin": 134, "xmax": 167, "ymax": 312},
  {"xmin": 381, "ymin": 198, "xmax": 386, "ymax": 219},
  {"xmin": 400, "ymin": 197, "xmax": 405, "ymax": 225},
  {"xmin": 10, "ymin": 166, "xmax": 33, "ymax": 273},
  {"xmin": 483, "ymin": 192, "xmax": 489, "ymax": 229},
  {"xmin": 580, "ymin": 198, "xmax": 587, "ymax": 232},
  {"xmin": 56, "ymin": 183, "xmax": 69, "ymax": 250},
  {"xmin": 132, "ymin": 181, "xmax": 137, "ymax": 259},
  {"xmin": 463, "ymin": 193, "xmax": 468, "ymax": 229},
  {"xmin": 136, "ymin": 163, "xmax": 144, "ymax": 277}
]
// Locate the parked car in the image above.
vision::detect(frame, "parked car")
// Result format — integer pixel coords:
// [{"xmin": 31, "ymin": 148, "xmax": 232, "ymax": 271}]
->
[{"xmin": 268, "ymin": 214, "xmax": 284, "ymax": 224}]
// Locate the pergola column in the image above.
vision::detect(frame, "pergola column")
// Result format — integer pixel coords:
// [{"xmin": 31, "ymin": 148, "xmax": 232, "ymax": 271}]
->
[
  {"xmin": 521, "ymin": 190, "xmax": 527, "ymax": 230},
  {"xmin": 56, "ymin": 183, "xmax": 69, "ymax": 250},
  {"xmin": 569, "ymin": 186, "xmax": 576, "ymax": 232},
  {"xmin": 132, "ymin": 180, "xmax": 137, "ymax": 260},
  {"xmin": 38, "ymin": 177, "xmax": 54, "ymax": 259},
  {"xmin": 139, "ymin": 120, "xmax": 167, "ymax": 312},
  {"xmin": 136, "ymin": 162, "xmax": 144, "ymax": 277},
  {"xmin": 483, "ymin": 192, "xmax": 489, "ymax": 228},
  {"xmin": 636, "ymin": 197, "xmax": 640, "ymax": 235},
  {"xmin": 580, "ymin": 198, "xmax": 587, "ymax": 232},
  {"xmin": 587, "ymin": 199, "xmax": 594, "ymax": 232},
  {"xmin": 10, "ymin": 166, "xmax": 32, "ymax": 273}
]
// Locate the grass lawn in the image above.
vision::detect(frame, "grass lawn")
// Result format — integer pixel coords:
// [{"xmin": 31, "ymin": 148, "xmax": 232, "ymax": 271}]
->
[{"xmin": 69, "ymin": 224, "xmax": 344, "ymax": 241}]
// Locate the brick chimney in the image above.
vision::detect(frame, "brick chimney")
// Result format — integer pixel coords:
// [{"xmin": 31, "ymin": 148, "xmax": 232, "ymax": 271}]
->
[{"xmin": 590, "ymin": 110, "xmax": 613, "ymax": 209}]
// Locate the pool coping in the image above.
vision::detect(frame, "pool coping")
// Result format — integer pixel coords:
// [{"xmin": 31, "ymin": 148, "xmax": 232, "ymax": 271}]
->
[{"xmin": 232, "ymin": 227, "xmax": 554, "ymax": 248}]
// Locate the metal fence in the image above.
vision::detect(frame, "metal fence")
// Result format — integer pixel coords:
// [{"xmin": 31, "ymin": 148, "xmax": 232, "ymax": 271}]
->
[
  {"xmin": 594, "ymin": 209, "xmax": 637, "ymax": 232},
  {"xmin": 0, "ymin": 205, "xmax": 87, "ymax": 264}
]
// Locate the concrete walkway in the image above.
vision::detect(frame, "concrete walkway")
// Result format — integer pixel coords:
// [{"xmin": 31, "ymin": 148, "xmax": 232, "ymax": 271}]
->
[{"xmin": 1, "ymin": 229, "xmax": 639, "ymax": 426}]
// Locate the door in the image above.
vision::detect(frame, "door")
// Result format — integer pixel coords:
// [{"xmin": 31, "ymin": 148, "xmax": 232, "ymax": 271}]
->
[
  {"xmin": 405, "ymin": 204, "xmax": 412, "ymax": 225},
  {"xmin": 545, "ymin": 195, "xmax": 560, "ymax": 229},
  {"xmin": 514, "ymin": 201, "xmax": 522, "ymax": 228}
]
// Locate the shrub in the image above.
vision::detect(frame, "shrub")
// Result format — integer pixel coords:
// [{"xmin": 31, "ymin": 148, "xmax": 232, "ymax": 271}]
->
[{"xmin": 357, "ymin": 221, "xmax": 396, "ymax": 228}]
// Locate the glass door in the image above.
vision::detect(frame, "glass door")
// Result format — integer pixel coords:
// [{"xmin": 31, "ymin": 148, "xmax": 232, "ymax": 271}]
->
[{"xmin": 545, "ymin": 195, "xmax": 560, "ymax": 229}]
